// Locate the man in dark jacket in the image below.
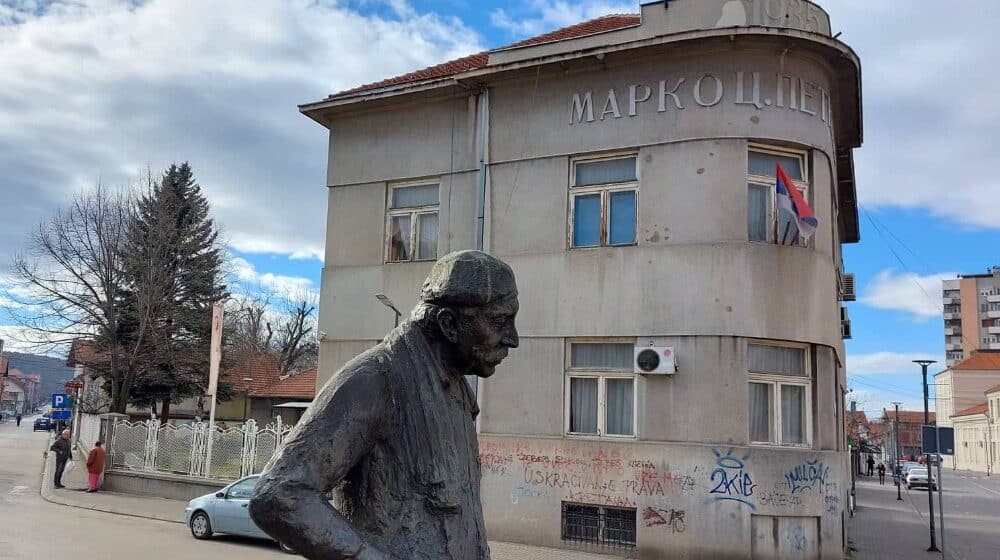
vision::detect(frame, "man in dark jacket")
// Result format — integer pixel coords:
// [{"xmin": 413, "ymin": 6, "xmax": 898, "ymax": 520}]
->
[{"xmin": 50, "ymin": 429, "xmax": 72, "ymax": 488}]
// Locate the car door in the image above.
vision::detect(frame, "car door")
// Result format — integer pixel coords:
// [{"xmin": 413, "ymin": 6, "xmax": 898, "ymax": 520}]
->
[{"xmin": 214, "ymin": 476, "xmax": 258, "ymax": 535}]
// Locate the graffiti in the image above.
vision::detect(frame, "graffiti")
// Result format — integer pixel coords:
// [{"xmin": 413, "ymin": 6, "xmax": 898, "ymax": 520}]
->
[
  {"xmin": 510, "ymin": 485, "xmax": 547, "ymax": 505},
  {"xmin": 785, "ymin": 525, "xmax": 807, "ymax": 552},
  {"xmin": 480, "ymin": 451, "xmax": 513, "ymax": 477},
  {"xmin": 641, "ymin": 506, "xmax": 686, "ymax": 533},
  {"xmin": 784, "ymin": 459, "xmax": 829, "ymax": 493},
  {"xmin": 758, "ymin": 490, "xmax": 802, "ymax": 507},
  {"xmin": 824, "ymin": 483, "xmax": 840, "ymax": 513},
  {"xmin": 708, "ymin": 448, "xmax": 756, "ymax": 510},
  {"xmin": 568, "ymin": 490, "xmax": 635, "ymax": 508}
]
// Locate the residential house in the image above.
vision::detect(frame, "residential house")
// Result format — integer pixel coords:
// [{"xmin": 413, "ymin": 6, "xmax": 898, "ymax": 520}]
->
[
  {"xmin": 248, "ymin": 368, "xmax": 317, "ymax": 425},
  {"xmin": 934, "ymin": 350, "xmax": 1000, "ymax": 467},
  {"xmin": 883, "ymin": 410, "xmax": 935, "ymax": 460}
]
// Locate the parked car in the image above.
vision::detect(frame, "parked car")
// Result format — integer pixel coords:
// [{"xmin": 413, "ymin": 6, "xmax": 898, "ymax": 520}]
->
[
  {"xmin": 905, "ymin": 468, "xmax": 937, "ymax": 491},
  {"xmin": 185, "ymin": 475, "xmax": 295, "ymax": 554},
  {"xmin": 32, "ymin": 416, "xmax": 52, "ymax": 431},
  {"xmin": 900, "ymin": 461, "xmax": 922, "ymax": 476}
]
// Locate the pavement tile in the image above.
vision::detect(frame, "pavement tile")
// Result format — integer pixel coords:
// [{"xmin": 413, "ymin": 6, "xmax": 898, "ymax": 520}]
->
[{"xmin": 848, "ymin": 476, "xmax": 957, "ymax": 560}]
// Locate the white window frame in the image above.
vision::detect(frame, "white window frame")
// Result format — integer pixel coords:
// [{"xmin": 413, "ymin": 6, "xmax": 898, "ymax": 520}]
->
[
  {"xmin": 747, "ymin": 143, "xmax": 811, "ymax": 246},
  {"xmin": 385, "ymin": 180, "xmax": 440, "ymax": 263},
  {"xmin": 564, "ymin": 339, "xmax": 638, "ymax": 439},
  {"xmin": 568, "ymin": 153, "xmax": 639, "ymax": 249},
  {"xmin": 747, "ymin": 340, "xmax": 813, "ymax": 448}
]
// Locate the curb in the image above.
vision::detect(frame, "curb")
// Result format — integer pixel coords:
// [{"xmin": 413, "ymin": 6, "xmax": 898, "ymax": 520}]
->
[{"xmin": 39, "ymin": 439, "xmax": 183, "ymax": 525}]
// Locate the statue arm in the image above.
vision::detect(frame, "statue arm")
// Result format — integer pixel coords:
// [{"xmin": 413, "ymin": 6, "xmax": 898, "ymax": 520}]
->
[{"xmin": 249, "ymin": 366, "xmax": 391, "ymax": 560}]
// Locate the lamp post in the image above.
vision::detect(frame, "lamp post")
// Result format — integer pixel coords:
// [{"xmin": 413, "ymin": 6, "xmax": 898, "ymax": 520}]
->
[
  {"xmin": 242, "ymin": 376, "xmax": 253, "ymax": 423},
  {"xmin": 914, "ymin": 359, "xmax": 939, "ymax": 552},
  {"xmin": 375, "ymin": 293, "xmax": 402, "ymax": 328},
  {"xmin": 893, "ymin": 402, "xmax": 902, "ymax": 501}
]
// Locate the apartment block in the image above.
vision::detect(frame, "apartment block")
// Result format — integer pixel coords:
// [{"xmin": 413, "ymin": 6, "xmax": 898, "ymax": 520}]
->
[{"xmin": 943, "ymin": 267, "xmax": 1000, "ymax": 367}]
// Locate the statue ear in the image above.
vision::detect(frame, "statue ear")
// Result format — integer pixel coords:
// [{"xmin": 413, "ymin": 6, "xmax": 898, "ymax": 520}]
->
[{"xmin": 436, "ymin": 308, "xmax": 460, "ymax": 344}]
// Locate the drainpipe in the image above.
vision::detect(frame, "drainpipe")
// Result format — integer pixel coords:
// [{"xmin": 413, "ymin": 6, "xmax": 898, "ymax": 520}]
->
[{"xmin": 474, "ymin": 88, "xmax": 490, "ymax": 251}]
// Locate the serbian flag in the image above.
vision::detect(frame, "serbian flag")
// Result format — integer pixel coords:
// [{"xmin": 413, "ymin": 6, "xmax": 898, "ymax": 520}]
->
[{"xmin": 775, "ymin": 163, "xmax": 817, "ymax": 244}]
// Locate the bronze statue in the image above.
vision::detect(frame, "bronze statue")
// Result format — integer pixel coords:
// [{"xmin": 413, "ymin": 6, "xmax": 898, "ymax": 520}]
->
[{"xmin": 250, "ymin": 250, "xmax": 519, "ymax": 560}]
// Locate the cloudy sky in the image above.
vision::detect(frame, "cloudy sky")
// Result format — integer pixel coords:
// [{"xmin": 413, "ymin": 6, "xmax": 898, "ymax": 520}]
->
[{"xmin": 1, "ymin": 0, "xmax": 998, "ymax": 418}]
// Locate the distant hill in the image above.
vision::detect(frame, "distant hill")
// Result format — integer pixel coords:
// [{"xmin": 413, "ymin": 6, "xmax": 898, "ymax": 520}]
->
[{"xmin": 6, "ymin": 352, "xmax": 75, "ymax": 405}]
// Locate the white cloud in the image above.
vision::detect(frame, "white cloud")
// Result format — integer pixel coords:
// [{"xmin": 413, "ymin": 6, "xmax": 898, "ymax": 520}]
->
[
  {"xmin": 848, "ymin": 351, "xmax": 944, "ymax": 376},
  {"xmin": 821, "ymin": 1, "xmax": 1000, "ymax": 230},
  {"xmin": 491, "ymin": 0, "xmax": 636, "ymax": 37},
  {"xmin": 230, "ymin": 257, "xmax": 314, "ymax": 299},
  {"xmin": 0, "ymin": 0, "xmax": 483, "ymax": 270},
  {"xmin": 859, "ymin": 269, "xmax": 957, "ymax": 319}
]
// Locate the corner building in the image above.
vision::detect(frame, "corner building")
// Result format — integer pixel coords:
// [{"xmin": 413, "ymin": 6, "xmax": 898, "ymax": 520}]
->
[{"xmin": 304, "ymin": 1, "xmax": 861, "ymax": 557}]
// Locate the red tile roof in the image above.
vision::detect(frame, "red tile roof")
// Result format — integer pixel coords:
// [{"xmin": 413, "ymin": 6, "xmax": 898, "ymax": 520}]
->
[
  {"xmin": 986, "ymin": 383, "xmax": 1000, "ymax": 395},
  {"xmin": 223, "ymin": 354, "xmax": 283, "ymax": 395},
  {"xmin": 952, "ymin": 402, "xmax": 989, "ymax": 418},
  {"xmin": 67, "ymin": 338, "xmax": 103, "ymax": 368},
  {"xmin": 951, "ymin": 351, "xmax": 1000, "ymax": 371},
  {"xmin": 332, "ymin": 14, "xmax": 640, "ymax": 99},
  {"xmin": 251, "ymin": 368, "xmax": 317, "ymax": 399},
  {"xmin": 883, "ymin": 410, "xmax": 936, "ymax": 424}
]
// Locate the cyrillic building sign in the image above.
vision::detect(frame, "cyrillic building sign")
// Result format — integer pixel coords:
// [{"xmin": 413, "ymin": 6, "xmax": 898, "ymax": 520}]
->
[{"xmin": 569, "ymin": 71, "xmax": 832, "ymax": 127}]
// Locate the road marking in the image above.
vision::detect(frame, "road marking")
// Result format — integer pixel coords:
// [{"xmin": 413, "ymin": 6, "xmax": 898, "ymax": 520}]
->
[{"xmin": 962, "ymin": 477, "xmax": 1000, "ymax": 497}]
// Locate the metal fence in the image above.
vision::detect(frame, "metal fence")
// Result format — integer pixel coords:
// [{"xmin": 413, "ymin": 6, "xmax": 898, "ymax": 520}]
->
[
  {"xmin": 561, "ymin": 503, "xmax": 637, "ymax": 549},
  {"xmin": 108, "ymin": 417, "xmax": 292, "ymax": 480}
]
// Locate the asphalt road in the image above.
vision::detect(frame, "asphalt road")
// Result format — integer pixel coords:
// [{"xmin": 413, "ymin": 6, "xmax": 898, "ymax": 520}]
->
[
  {"xmin": 0, "ymin": 416, "xmax": 288, "ymax": 559},
  {"xmin": 898, "ymin": 466, "xmax": 1000, "ymax": 560}
]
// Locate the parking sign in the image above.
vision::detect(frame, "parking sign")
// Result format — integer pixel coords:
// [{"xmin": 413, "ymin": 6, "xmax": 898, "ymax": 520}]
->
[{"xmin": 51, "ymin": 393, "xmax": 70, "ymax": 409}]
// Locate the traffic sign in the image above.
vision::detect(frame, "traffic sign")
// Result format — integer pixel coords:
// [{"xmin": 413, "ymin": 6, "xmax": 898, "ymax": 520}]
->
[
  {"xmin": 51, "ymin": 409, "xmax": 72, "ymax": 421},
  {"xmin": 922, "ymin": 425, "xmax": 955, "ymax": 456},
  {"xmin": 51, "ymin": 393, "xmax": 70, "ymax": 409}
]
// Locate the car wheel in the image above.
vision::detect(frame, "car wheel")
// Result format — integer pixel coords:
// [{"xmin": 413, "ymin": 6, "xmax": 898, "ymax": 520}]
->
[
  {"xmin": 190, "ymin": 511, "xmax": 213, "ymax": 540},
  {"xmin": 279, "ymin": 542, "xmax": 297, "ymax": 555}
]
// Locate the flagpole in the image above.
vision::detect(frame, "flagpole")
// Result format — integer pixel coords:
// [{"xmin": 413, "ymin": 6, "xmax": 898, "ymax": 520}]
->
[{"xmin": 204, "ymin": 303, "xmax": 224, "ymax": 478}]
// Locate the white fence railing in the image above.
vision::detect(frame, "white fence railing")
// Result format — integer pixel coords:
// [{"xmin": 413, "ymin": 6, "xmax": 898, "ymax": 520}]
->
[
  {"xmin": 108, "ymin": 418, "xmax": 292, "ymax": 480},
  {"xmin": 77, "ymin": 413, "xmax": 102, "ymax": 454}
]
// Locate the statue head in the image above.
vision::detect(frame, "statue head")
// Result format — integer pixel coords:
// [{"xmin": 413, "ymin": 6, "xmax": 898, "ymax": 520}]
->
[{"xmin": 415, "ymin": 250, "xmax": 519, "ymax": 378}]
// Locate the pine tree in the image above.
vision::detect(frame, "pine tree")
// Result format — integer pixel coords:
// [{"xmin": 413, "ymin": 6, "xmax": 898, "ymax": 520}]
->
[{"xmin": 122, "ymin": 163, "xmax": 228, "ymax": 421}]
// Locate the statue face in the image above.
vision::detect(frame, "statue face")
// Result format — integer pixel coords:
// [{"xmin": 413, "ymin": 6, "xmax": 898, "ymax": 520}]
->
[{"xmin": 452, "ymin": 294, "xmax": 519, "ymax": 378}]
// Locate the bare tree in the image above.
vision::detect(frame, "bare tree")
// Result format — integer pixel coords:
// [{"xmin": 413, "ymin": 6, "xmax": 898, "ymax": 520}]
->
[
  {"xmin": 225, "ymin": 291, "xmax": 318, "ymax": 376},
  {"xmin": 5, "ymin": 185, "xmax": 169, "ymax": 413}
]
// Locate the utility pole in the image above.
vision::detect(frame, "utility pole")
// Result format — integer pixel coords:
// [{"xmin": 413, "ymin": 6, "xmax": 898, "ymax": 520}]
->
[
  {"xmin": 893, "ymin": 402, "xmax": 902, "ymax": 501},
  {"xmin": 914, "ymin": 359, "xmax": 939, "ymax": 552}
]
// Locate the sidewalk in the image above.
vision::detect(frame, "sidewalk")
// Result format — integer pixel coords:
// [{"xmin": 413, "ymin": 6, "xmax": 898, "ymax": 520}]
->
[
  {"xmin": 39, "ymin": 445, "xmax": 618, "ymax": 559},
  {"xmin": 847, "ymin": 476, "xmax": 956, "ymax": 560}
]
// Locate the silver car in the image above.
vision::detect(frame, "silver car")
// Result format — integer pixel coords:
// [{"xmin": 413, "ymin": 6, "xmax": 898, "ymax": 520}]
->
[
  {"xmin": 905, "ymin": 468, "xmax": 938, "ymax": 491},
  {"xmin": 184, "ymin": 475, "xmax": 295, "ymax": 554}
]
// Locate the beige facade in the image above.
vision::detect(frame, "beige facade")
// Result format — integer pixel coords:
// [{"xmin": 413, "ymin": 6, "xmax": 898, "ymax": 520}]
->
[
  {"xmin": 942, "ymin": 269, "xmax": 1000, "ymax": 367},
  {"xmin": 305, "ymin": 1, "xmax": 861, "ymax": 557}
]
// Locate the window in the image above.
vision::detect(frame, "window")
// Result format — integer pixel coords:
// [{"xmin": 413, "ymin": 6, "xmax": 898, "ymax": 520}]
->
[
  {"xmin": 227, "ymin": 476, "xmax": 258, "ymax": 499},
  {"xmin": 561, "ymin": 502, "xmax": 636, "ymax": 548},
  {"xmin": 570, "ymin": 155, "xmax": 638, "ymax": 248},
  {"xmin": 566, "ymin": 342, "xmax": 636, "ymax": 437},
  {"xmin": 747, "ymin": 145, "xmax": 810, "ymax": 245},
  {"xmin": 747, "ymin": 342, "xmax": 812, "ymax": 446},
  {"xmin": 386, "ymin": 182, "xmax": 439, "ymax": 262}
]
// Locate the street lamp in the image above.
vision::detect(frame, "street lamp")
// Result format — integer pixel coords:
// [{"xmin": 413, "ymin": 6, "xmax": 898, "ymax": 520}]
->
[
  {"xmin": 892, "ymin": 402, "xmax": 902, "ymax": 501},
  {"xmin": 242, "ymin": 376, "xmax": 253, "ymax": 423},
  {"xmin": 913, "ymin": 359, "xmax": 939, "ymax": 552},
  {"xmin": 375, "ymin": 293, "xmax": 402, "ymax": 328}
]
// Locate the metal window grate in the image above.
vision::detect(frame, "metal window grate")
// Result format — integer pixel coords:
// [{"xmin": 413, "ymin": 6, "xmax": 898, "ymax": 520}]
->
[{"xmin": 561, "ymin": 503, "xmax": 636, "ymax": 549}]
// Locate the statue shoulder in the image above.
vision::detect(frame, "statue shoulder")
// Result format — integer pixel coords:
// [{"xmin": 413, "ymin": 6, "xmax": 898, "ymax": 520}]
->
[{"xmin": 319, "ymin": 342, "xmax": 394, "ymax": 394}]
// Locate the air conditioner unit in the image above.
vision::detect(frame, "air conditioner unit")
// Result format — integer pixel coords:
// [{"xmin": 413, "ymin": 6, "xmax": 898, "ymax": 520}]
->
[
  {"xmin": 841, "ymin": 273, "xmax": 856, "ymax": 302},
  {"xmin": 634, "ymin": 345, "xmax": 676, "ymax": 375}
]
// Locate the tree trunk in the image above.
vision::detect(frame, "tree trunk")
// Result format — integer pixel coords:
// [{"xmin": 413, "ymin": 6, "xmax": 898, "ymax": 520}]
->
[{"xmin": 160, "ymin": 399, "xmax": 171, "ymax": 423}]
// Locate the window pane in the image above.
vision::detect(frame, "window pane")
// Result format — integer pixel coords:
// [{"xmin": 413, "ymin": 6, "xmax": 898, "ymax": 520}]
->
[
  {"xmin": 606, "ymin": 378, "xmax": 634, "ymax": 436},
  {"xmin": 388, "ymin": 215, "xmax": 412, "ymax": 261},
  {"xmin": 749, "ymin": 150, "xmax": 803, "ymax": 180},
  {"xmin": 572, "ymin": 194, "xmax": 601, "ymax": 247},
  {"xmin": 748, "ymin": 382, "xmax": 772, "ymax": 442},
  {"xmin": 748, "ymin": 344, "xmax": 806, "ymax": 376},
  {"xmin": 609, "ymin": 190, "xmax": 636, "ymax": 245},
  {"xmin": 392, "ymin": 184, "xmax": 439, "ymax": 208},
  {"xmin": 228, "ymin": 477, "xmax": 257, "ymax": 499},
  {"xmin": 417, "ymin": 212, "xmax": 438, "ymax": 260},
  {"xmin": 602, "ymin": 507, "xmax": 637, "ymax": 546},
  {"xmin": 570, "ymin": 343, "xmax": 633, "ymax": 370},
  {"xmin": 747, "ymin": 184, "xmax": 770, "ymax": 242},
  {"xmin": 781, "ymin": 384, "xmax": 806, "ymax": 444},
  {"xmin": 562, "ymin": 504, "xmax": 600, "ymax": 542},
  {"xmin": 569, "ymin": 377, "xmax": 598, "ymax": 434},
  {"xmin": 575, "ymin": 157, "xmax": 637, "ymax": 187}
]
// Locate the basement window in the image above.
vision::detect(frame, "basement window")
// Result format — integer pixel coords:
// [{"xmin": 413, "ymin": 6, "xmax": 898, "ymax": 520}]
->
[{"xmin": 561, "ymin": 502, "xmax": 636, "ymax": 548}]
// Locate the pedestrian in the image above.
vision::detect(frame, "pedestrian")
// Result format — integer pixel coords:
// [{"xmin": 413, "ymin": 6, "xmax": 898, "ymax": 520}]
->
[
  {"xmin": 877, "ymin": 462, "xmax": 886, "ymax": 485},
  {"xmin": 85, "ymin": 441, "xmax": 106, "ymax": 493},
  {"xmin": 866, "ymin": 455, "xmax": 875, "ymax": 476},
  {"xmin": 15, "ymin": 413, "xmax": 22, "ymax": 426},
  {"xmin": 49, "ymin": 429, "xmax": 72, "ymax": 489}
]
